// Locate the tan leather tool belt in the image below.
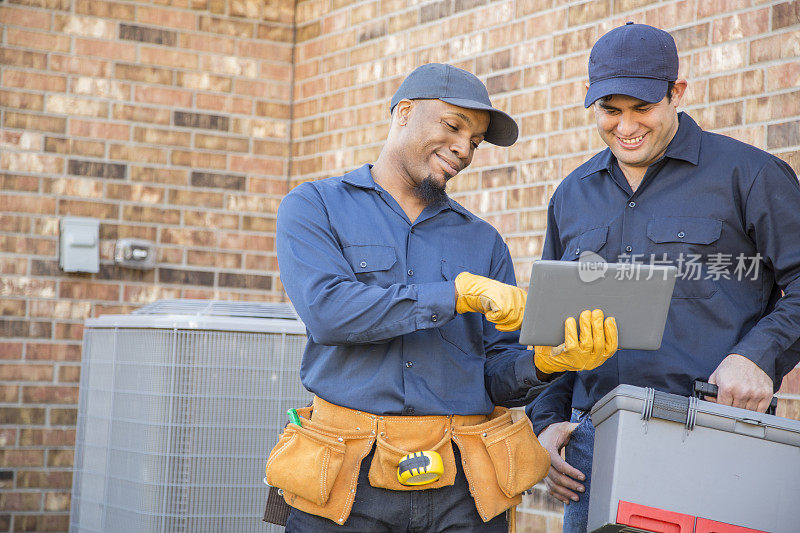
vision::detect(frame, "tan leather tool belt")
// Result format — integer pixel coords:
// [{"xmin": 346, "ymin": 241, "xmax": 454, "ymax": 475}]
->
[{"xmin": 265, "ymin": 396, "xmax": 549, "ymax": 525}]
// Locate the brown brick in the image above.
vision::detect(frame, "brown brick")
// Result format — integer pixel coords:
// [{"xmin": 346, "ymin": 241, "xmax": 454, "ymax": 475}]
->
[
  {"xmin": 70, "ymin": 120, "xmax": 129, "ymax": 141},
  {"xmin": 50, "ymin": 54, "xmax": 112, "ymax": 77},
  {"xmin": 0, "ymin": 5, "xmax": 51, "ymax": 29},
  {"xmin": 76, "ymin": 0, "xmax": 135, "ymax": 19},
  {"xmin": 6, "ymin": 28, "xmax": 70, "ymax": 53},
  {"xmin": 122, "ymin": 205, "xmax": 181, "ymax": 225},
  {"xmin": 0, "ymin": 341, "xmax": 23, "ymax": 359},
  {"xmin": 17, "ymin": 471, "xmax": 72, "ymax": 490},
  {"xmin": 256, "ymin": 101, "xmax": 291, "ymax": 119},
  {"xmin": 106, "ymin": 183, "xmax": 165, "ymax": 203},
  {"xmin": 132, "ymin": 123, "xmax": 192, "ymax": 146},
  {"xmin": 196, "ymin": 93, "xmax": 253, "ymax": 114},
  {"xmin": 131, "ymin": 166, "xmax": 188, "ymax": 186},
  {"xmin": 30, "ymin": 260, "xmax": 64, "ymax": 277},
  {"xmin": 0, "ymin": 89, "xmax": 45, "ymax": 111},
  {"xmin": 176, "ymin": 72, "xmax": 232, "ymax": 92},
  {"xmin": 184, "ymin": 210, "xmax": 239, "ymax": 230},
  {"xmin": 22, "ymin": 386, "xmax": 79, "ymax": 404},
  {"xmin": 0, "ymin": 407, "xmax": 46, "ymax": 425},
  {"xmin": 45, "ymin": 95, "xmax": 108, "ymax": 117},
  {"xmin": 67, "ymin": 159, "xmax": 126, "ymax": 180},
  {"xmin": 217, "ymin": 232, "xmax": 273, "ymax": 251},
  {"xmin": 487, "ymin": 71, "xmax": 521, "ymax": 95},
  {"xmin": 158, "ymin": 268, "xmax": 215, "ymax": 286},
  {"xmin": 119, "ymin": 23, "xmax": 177, "ymax": 45},
  {"xmin": 3, "ymin": 112, "xmax": 66, "ymax": 134},
  {"xmin": 45, "ymin": 492, "xmax": 71, "ymax": 512},
  {"xmin": 113, "ymin": 104, "xmax": 171, "ymax": 125},
  {"xmin": 174, "ymin": 111, "xmax": 230, "ymax": 131},
  {"xmin": 140, "ymin": 46, "xmax": 199, "ymax": 70},
  {"xmin": 180, "ymin": 32, "xmax": 236, "ymax": 54},
  {"xmin": 774, "ymin": 1, "xmax": 800, "ymax": 30},
  {"xmin": 768, "ymin": 121, "xmax": 800, "ymax": 150},
  {"xmin": 198, "ymin": 14, "xmax": 254, "ymax": 38},
  {"xmin": 195, "ymin": 134, "xmax": 249, "ymax": 152},
  {"xmin": 74, "ymin": 37, "xmax": 137, "ymax": 61},
  {"xmin": 0, "ymin": 234, "xmax": 56, "ymax": 254},
  {"xmin": 108, "ymin": 144, "xmax": 166, "ymax": 165},
  {"xmin": 670, "ymin": 24, "xmax": 709, "ymax": 51},
  {"xmin": 0, "ymin": 492, "xmax": 41, "ymax": 511},
  {"xmin": 219, "ymin": 272, "xmax": 272, "ymax": 290},
  {"xmin": 47, "ymin": 449, "xmax": 74, "ymax": 468},
  {"xmin": 115, "ymin": 63, "xmax": 173, "ymax": 85},
  {"xmin": 171, "ymin": 150, "xmax": 227, "ymax": 170},
  {"xmin": 187, "ymin": 250, "xmax": 241, "ymax": 268},
  {"xmin": 568, "ymin": 0, "xmax": 610, "ymax": 25},
  {"xmin": 137, "ymin": 5, "xmax": 196, "ymax": 29},
  {"xmin": 59, "ymin": 281, "xmax": 118, "ymax": 301},
  {"xmin": 29, "ymin": 300, "xmax": 90, "ymax": 321},
  {"xmin": 45, "ymin": 137, "xmax": 105, "ymax": 158},
  {"xmin": 49, "ymin": 408, "xmax": 77, "ymax": 425},
  {"xmin": 161, "ymin": 227, "xmax": 217, "ymax": 247},
  {"xmin": 190, "ymin": 171, "xmax": 246, "ymax": 190},
  {"xmin": 712, "ymin": 9, "xmax": 769, "ymax": 43},
  {"xmin": 0, "ymin": 384, "xmax": 19, "ymax": 402}
]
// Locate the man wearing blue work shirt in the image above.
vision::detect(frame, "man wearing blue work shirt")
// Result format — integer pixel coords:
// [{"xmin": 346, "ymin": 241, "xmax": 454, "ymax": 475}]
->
[
  {"xmin": 527, "ymin": 23, "xmax": 800, "ymax": 531},
  {"xmin": 272, "ymin": 64, "xmax": 618, "ymax": 531}
]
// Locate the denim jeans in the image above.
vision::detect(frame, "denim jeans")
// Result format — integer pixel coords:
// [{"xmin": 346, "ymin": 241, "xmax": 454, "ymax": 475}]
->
[
  {"xmin": 562, "ymin": 409, "xmax": 595, "ymax": 533},
  {"xmin": 285, "ymin": 446, "xmax": 508, "ymax": 532}
]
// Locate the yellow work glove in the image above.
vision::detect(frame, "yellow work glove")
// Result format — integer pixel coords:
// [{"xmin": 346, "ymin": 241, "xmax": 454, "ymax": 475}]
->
[
  {"xmin": 454, "ymin": 272, "xmax": 527, "ymax": 332},
  {"xmin": 534, "ymin": 309, "xmax": 618, "ymax": 374}
]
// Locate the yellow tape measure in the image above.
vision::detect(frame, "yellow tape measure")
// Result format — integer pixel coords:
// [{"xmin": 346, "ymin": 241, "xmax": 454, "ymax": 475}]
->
[{"xmin": 397, "ymin": 450, "xmax": 444, "ymax": 486}]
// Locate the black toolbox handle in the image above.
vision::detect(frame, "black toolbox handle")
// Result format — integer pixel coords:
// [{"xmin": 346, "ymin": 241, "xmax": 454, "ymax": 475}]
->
[{"xmin": 692, "ymin": 379, "xmax": 777, "ymax": 415}]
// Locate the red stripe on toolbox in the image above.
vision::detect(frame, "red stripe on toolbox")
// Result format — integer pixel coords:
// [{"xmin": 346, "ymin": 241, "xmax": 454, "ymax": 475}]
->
[
  {"xmin": 695, "ymin": 518, "xmax": 767, "ymax": 533},
  {"xmin": 617, "ymin": 501, "xmax": 695, "ymax": 533}
]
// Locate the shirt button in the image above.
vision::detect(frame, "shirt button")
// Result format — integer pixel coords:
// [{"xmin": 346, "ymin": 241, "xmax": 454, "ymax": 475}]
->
[
  {"xmin": 407, "ymin": 269, "xmax": 414, "ymax": 276},
  {"xmin": 524, "ymin": 378, "xmax": 532, "ymax": 385},
  {"xmin": 575, "ymin": 248, "xmax": 581, "ymax": 255},
  {"xmin": 360, "ymin": 261, "xmax": 367, "ymax": 268},
  {"xmin": 628, "ymin": 201, "xmax": 636, "ymax": 208},
  {"xmin": 431, "ymin": 314, "xmax": 438, "ymax": 322},
  {"xmin": 406, "ymin": 361, "xmax": 413, "ymax": 368},
  {"xmin": 405, "ymin": 407, "xmax": 415, "ymax": 415},
  {"xmin": 625, "ymin": 245, "xmax": 632, "ymax": 252},
  {"xmin": 677, "ymin": 231, "xmax": 685, "ymax": 238}
]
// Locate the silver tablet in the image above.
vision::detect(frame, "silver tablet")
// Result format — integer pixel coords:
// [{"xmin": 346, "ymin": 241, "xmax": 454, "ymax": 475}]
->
[{"xmin": 519, "ymin": 259, "xmax": 677, "ymax": 350}]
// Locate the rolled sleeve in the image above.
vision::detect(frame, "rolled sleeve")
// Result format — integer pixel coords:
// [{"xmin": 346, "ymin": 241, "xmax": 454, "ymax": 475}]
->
[{"xmin": 416, "ymin": 280, "xmax": 457, "ymax": 329}]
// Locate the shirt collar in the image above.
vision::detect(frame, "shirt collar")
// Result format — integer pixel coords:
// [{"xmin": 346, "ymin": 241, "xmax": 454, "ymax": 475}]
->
[
  {"xmin": 342, "ymin": 163, "xmax": 473, "ymax": 221},
  {"xmin": 578, "ymin": 111, "xmax": 702, "ymax": 180}
]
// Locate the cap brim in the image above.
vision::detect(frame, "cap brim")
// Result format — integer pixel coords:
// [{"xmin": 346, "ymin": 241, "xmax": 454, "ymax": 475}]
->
[
  {"xmin": 584, "ymin": 77, "xmax": 670, "ymax": 108},
  {"xmin": 440, "ymin": 97, "xmax": 519, "ymax": 147}
]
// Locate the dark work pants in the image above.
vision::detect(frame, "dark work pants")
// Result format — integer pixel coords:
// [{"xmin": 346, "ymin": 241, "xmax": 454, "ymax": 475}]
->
[{"xmin": 285, "ymin": 447, "xmax": 508, "ymax": 533}]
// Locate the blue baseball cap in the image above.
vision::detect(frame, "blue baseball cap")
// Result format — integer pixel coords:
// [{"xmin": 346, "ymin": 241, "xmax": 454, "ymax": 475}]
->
[
  {"xmin": 584, "ymin": 22, "xmax": 678, "ymax": 108},
  {"xmin": 390, "ymin": 63, "xmax": 519, "ymax": 147}
]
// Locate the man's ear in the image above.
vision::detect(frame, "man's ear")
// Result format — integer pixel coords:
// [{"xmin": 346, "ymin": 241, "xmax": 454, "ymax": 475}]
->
[
  {"xmin": 670, "ymin": 79, "xmax": 688, "ymax": 107},
  {"xmin": 395, "ymin": 99, "xmax": 413, "ymax": 126}
]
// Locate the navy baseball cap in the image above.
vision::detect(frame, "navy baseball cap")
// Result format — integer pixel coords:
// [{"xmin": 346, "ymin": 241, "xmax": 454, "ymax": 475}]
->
[
  {"xmin": 390, "ymin": 63, "xmax": 519, "ymax": 146},
  {"xmin": 584, "ymin": 22, "xmax": 679, "ymax": 108}
]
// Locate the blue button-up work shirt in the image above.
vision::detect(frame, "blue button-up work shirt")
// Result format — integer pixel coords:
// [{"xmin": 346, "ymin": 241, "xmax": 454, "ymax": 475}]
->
[
  {"xmin": 528, "ymin": 113, "xmax": 800, "ymax": 432},
  {"xmin": 277, "ymin": 164, "xmax": 545, "ymax": 416}
]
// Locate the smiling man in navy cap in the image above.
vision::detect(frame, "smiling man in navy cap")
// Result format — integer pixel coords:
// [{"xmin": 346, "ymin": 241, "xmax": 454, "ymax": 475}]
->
[
  {"xmin": 527, "ymin": 23, "xmax": 800, "ymax": 531},
  {"xmin": 270, "ymin": 63, "xmax": 617, "ymax": 531}
]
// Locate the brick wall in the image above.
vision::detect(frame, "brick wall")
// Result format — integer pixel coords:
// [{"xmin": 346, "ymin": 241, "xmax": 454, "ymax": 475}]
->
[
  {"xmin": 0, "ymin": 0, "xmax": 294, "ymax": 530},
  {"xmin": 1, "ymin": 0, "xmax": 799, "ymax": 531}
]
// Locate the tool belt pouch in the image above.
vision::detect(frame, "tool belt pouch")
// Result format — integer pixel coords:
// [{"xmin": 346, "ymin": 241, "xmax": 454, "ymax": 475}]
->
[
  {"xmin": 481, "ymin": 415, "xmax": 549, "ymax": 498},
  {"xmin": 368, "ymin": 427, "xmax": 456, "ymax": 491},
  {"xmin": 265, "ymin": 421, "xmax": 345, "ymax": 506},
  {"xmin": 453, "ymin": 408, "xmax": 550, "ymax": 522},
  {"xmin": 266, "ymin": 405, "xmax": 376, "ymax": 525}
]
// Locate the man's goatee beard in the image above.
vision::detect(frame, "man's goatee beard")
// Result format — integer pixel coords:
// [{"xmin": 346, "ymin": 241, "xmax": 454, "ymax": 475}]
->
[{"xmin": 413, "ymin": 174, "xmax": 449, "ymax": 205}]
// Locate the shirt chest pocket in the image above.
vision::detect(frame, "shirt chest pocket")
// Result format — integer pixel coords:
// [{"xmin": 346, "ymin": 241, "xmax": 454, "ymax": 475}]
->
[
  {"xmin": 646, "ymin": 216, "xmax": 722, "ymax": 299},
  {"xmin": 560, "ymin": 226, "xmax": 609, "ymax": 261},
  {"xmin": 342, "ymin": 244, "xmax": 398, "ymax": 286}
]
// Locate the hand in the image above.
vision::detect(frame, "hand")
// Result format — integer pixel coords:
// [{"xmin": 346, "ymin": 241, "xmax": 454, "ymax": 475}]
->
[
  {"xmin": 454, "ymin": 272, "xmax": 526, "ymax": 331},
  {"xmin": 538, "ymin": 422, "xmax": 585, "ymax": 504},
  {"xmin": 534, "ymin": 309, "xmax": 617, "ymax": 374},
  {"xmin": 707, "ymin": 353, "xmax": 773, "ymax": 413}
]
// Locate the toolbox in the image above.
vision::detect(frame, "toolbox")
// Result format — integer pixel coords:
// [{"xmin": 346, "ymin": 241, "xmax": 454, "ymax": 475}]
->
[{"xmin": 587, "ymin": 383, "xmax": 800, "ymax": 533}]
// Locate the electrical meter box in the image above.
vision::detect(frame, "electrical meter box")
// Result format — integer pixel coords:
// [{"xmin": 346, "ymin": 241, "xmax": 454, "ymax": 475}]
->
[{"xmin": 60, "ymin": 217, "xmax": 99, "ymax": 273}]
